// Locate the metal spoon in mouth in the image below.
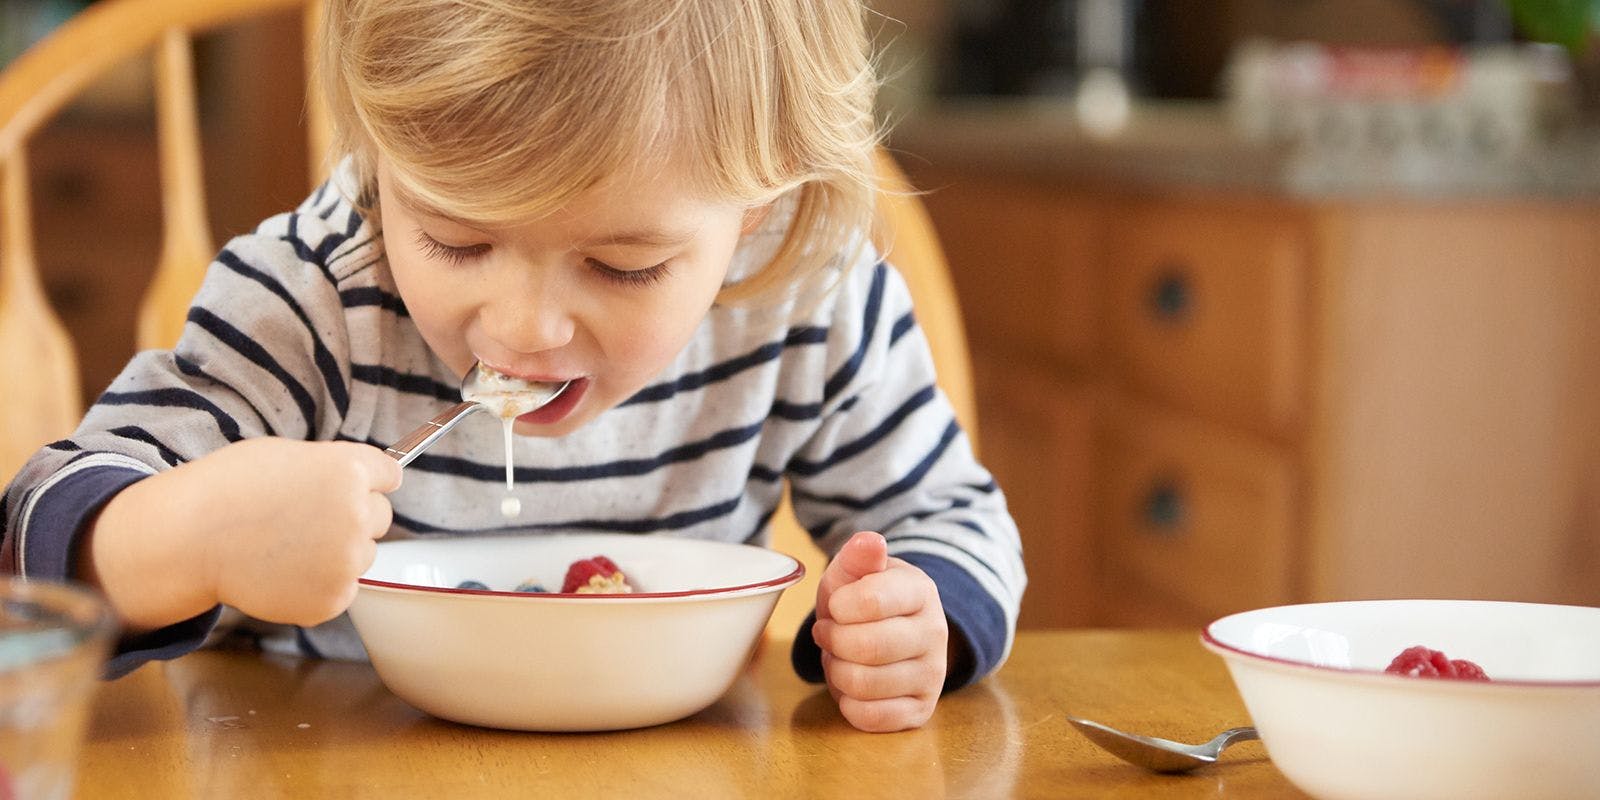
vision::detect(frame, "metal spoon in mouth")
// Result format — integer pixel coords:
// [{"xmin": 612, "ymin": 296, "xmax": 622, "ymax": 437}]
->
[{"xmin": 383, "ymin": 362, "xmax": 570, "ymax": 467}]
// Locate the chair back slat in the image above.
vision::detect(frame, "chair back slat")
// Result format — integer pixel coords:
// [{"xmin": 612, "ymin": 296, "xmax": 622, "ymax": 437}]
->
[
  {"xmin": 0, "ymin": 147, "xmax": 83, "ymax": 482},
  {"xmin": 138, "ymin": 28, "xmax": 213, "ymax": 351},
  {"xmin": 304, "ymin": 0, "xmax": 332, "ymax": 189}
]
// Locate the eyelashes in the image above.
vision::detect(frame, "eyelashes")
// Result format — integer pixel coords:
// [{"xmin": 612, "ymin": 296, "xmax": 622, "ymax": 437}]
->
[
  {"xmin": 413, "ymin": 230, "xmax": 489, "ymax": 266},
  {"xmin": 411, "ymin": 230, "xmax": 671, "ymax": 287},
  {"xmin": 583, "ymin": 258, "xmax": 671, "ymax": 287}
]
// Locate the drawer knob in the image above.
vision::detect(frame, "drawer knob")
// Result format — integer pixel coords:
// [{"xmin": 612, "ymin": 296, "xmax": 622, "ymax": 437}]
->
[
  {"xmin": 1142, "ymin": 479, "xmax": 1186, "ymax": 533},
  {"xmin": 1148, "ymin": 268, "xmax": 1191, "ymax": 322}
]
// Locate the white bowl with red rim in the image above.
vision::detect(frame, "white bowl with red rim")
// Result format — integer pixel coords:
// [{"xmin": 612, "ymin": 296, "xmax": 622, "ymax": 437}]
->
[
  {"xmin": 1201, "ymin": 599, "xmax": 1600, "ymax": 800},
  {"xmin": 350, "ymin": 533, "xmax": 804, "ymax": 731}
]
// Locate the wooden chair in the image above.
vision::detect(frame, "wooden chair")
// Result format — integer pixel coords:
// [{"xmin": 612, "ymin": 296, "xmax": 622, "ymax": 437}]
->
[{"xmin": 0, "ymin": 0, "xmax": 975, "ymax": 635}]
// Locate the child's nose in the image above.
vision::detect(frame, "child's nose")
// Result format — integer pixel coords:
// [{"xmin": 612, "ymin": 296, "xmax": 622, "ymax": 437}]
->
[{"xmin": 482, "ymin": 285, "xmax": 576, "ymax": 355}]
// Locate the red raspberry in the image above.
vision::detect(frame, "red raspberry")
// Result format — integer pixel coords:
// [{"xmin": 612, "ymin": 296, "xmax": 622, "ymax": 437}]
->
[
  {"xmin": 1384, "ymin": 646, "xmax": 1490, "ymax": 680},
  {"xmin": 561, "ymin": 555, "xmax": 632, "ymax": 594}
]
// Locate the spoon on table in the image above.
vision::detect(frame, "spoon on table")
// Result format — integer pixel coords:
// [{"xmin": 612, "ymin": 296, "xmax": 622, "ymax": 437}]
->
[
  {"xmin": 383, "ymin": 362, "xmax": 570, "ymax": 466},
  {"xmin": 1067, "ymin": 716, "xmax": 1260, "ymax": 773}
]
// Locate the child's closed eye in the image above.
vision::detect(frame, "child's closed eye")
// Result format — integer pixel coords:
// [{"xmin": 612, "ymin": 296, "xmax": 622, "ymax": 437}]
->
[
  {"xmin": 585, "ymin": 258, "xmax": 671, "ymax": 287},
  {"xmin": 414, "ymin": 230, "xmax": 490, "ymax": 265}
]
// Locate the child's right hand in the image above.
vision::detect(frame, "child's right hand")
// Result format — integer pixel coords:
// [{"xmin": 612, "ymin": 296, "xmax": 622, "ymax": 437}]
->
[{"xmin": 91, "ymin": 438, "xmax": 402, "ymax": 630}]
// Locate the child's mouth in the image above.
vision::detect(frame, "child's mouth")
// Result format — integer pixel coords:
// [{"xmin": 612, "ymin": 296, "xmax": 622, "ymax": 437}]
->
[{"xmin": 517, "ymin": 377, "xmax": 587, "ymax": 425}]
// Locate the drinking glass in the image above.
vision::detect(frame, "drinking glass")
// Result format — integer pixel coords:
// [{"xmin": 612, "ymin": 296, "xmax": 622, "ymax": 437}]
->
[{"xmin": 0, "ymin": 578, "xmax": 115, "ymax": 800}]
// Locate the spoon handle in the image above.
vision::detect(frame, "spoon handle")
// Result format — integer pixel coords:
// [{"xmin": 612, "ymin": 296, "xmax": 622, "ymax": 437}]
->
[{"xmin": 383, "ymin": 401, "xmax": 481, "ymax": 467}]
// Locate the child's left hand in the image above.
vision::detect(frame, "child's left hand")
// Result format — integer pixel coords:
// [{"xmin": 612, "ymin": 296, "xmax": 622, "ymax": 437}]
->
[{"xmin": 811, "ymin": 530, "xmax": 948, "ymax": 732}]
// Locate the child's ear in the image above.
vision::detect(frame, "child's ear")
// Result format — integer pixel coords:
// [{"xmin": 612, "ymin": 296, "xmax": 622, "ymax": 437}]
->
[{"xmin": 740, "ymin": 204, "xmax": 773, "ymax": 234}]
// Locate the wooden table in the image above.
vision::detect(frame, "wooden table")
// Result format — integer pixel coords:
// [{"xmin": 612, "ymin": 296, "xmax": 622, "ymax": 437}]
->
[{"xmin": 79, "ymin": 630, "xmax": 1309, "ymax": 798}]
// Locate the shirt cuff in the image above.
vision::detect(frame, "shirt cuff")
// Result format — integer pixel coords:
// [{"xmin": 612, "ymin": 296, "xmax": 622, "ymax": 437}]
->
[
  {"xmin": 787, "ymin": 551, "xmax": 1008, "ymax": 693},
  {"xmin": 17, "ymin": 464, "xmax": 222, "ymax": 680}
]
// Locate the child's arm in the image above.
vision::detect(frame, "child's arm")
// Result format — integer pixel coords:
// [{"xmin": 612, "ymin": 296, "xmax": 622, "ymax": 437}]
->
[
  {"xmin": 85, "ymin": 438, "xmax": 400, "ymax": 632},
  {"xmin": 784, "ymin": 259, "xmax": 1027, "ymax": 730},
  {"xmin": 1, "ymin": 205, "xmax": 381, "ymax": 674}
]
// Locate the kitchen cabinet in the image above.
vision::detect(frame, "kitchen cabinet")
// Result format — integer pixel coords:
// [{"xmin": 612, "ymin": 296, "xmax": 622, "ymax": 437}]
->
[{"xmin": 901, "ymin": 154, "xmax": 1600, "ymax": 629}]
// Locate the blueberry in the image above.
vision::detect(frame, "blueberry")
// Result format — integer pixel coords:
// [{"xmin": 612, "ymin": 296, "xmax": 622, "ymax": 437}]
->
[
  {"xmin": 455, "ymin": 580, "xmax": 490, "ymax": 591},
  {"xmin": 513, "ymin": 581, "xmax": 548, "ymax": 593}
]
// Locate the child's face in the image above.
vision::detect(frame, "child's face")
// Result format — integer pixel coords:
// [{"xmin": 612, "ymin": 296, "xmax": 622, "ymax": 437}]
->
[{"xmin": 376, "ymin": 157, "xmax": 754, "ymax": 437}]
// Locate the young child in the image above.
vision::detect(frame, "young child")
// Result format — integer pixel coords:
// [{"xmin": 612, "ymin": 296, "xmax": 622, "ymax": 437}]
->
[{"xmin": 1, "ymin": 0, "xmax": 1024, "ymax": 733}]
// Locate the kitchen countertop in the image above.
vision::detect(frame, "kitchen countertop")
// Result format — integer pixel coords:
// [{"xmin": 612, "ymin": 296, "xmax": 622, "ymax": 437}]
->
[{"xmin": 888, "ymin": 99, "xmax": 1600, "ymax": 200}]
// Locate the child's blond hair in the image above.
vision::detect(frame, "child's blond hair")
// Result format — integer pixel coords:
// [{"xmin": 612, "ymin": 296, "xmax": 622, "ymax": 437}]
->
[{"xmin": 319, "ymin": 0, "xmax": 883, "ymax": 302}]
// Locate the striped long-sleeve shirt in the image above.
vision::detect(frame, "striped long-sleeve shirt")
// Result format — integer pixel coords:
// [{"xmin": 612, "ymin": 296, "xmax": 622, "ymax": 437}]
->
[{"xmin": 1, "ymin": 169, "xmax": 1026, "ymax": 685}]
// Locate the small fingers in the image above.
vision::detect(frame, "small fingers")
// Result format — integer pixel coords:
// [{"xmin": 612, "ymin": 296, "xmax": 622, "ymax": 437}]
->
[
  {"xmin": 812, "ymin": 615, "xmax": 940, "ymax": 666},
  {"xmin": 364, "ymin": 492, "xmax": 394, "ymax": 540},
  {"xmin": 823, "ymin": 655, "xmax": 945, "ymax": 702},
  {"xmin": 815, "ymin": 531, "xmax": 888, "ymax": 607},
  {"xmin": 333, "ymin": 441, "xmax": 404, "ymax": 492},
  {"xmin": 826, "ymin": 565, "xmax": 932, "ymax": 624},
  {"xmin": 836, "ymin": 694, "xmax": 936, "ymax": 733}
]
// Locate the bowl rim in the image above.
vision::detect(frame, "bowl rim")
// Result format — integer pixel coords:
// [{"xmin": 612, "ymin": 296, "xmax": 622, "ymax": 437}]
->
[
  {"xmin": 1200, "ymin": 599, "xmax": 1600, "ymax": 689},
  {"xmin": 357, "ymin": 541, "xmax": 806, "ymax": 601}
]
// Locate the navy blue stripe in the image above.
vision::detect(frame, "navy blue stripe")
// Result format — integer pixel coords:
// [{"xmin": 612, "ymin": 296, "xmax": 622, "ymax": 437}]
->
[
  {"xmin": 622, "ymin": 325, "xmax": 828, "ymax": 407},
  {"xmin": 393, "ymin": 417, "xmax": 765, "ymax": 482},
  {"xmin": 907, "ymin": 496, "xmax": 973, "ymax": 525},
  {"xmin": 896, "ymin": 552, "xmax": 1007, "ymax": 691},
  {"xmin": 890, "ymin": 310, "xmax": 916, "ymax": 346},
  {"xmin": 787, "ymin": 384, "xmax": 937, "ymax": 476},
  {"xmin": 900, "ymin": 498, "xmax": 995, "ymax": 540},
  {"xmin": 107, "ymin": 426, "xmax": 185, "ymax": 467},
  {"xmin": 342, "ymin": 205, "xmax": 362, "ymax": 238},
  {"xmin": 339, "ymin": 286, "xmax": 409, "ymax": 316},
  {"xmin": 327, "ymin": 234, "xmax": 375, "ymax": 268},
  {"xmin": 98, "ymin": 388, "xmax": 243, "ymax": 442},
  {"xmin": 796, "ymin": 419, "xmax": 962, "ymax": 512},
  {"xmin": 349, "ymin": 364, "xmax": 458, "ymax": 401},
  {"xmin": 748, "ymin": 463, "xmax": 783, "ymax": 484},
  {"xmin": 44, "ymin": 440, "xmax": 82, "ymax": 453},
  {"xmin": 822, "ymin": 262, "xmax": 886, "ymax": 402},
  {"xmin": 392, "ymin": 493, "xmax": 744, "ymax": 536},
  {"xmin": 295, "ymin": 626, "xmax": 324, "ymax": 659},
  {"xmin": 215, "ymin": 248, "xmax": 350, "ymax": 416},
  {"xmin": 282, "ymin": 211, "xmax": 364, "ymax": 272},
  {"xmin": 890, "ymin": 534, "xmax": 1005, "ymax": 585},
  {"xmin": 744, "ymin": 505, "xmax": 780, "ymax": 544},
  {"xmin": 187, "ymin": 307, "xmax": 317, "ymax": 436},
  {"xmin": 952, "ymin": 519, "xmax": 988, "ymax": 537},
  {"xmin": 769, "ymin": 400, "xmax": 821, "ymax": 420},
  {"xmin": 309, "ymin": 182, "xmax": 328, "ymax": 209},
  {"xmin": 173, "ymin": 355, "xmax": 277, "ymax": 437},
  {"xmin": 280, "ymin": 214, "xmax": 330, "ymax": 279}
]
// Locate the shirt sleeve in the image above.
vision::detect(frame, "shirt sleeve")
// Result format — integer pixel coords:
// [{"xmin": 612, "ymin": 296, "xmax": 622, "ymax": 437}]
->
[
  {"xmin": 783, "ymin": 255, "xmax": 1027, "ymax": 690},
  {"xmin": 1, "ymin": 205, "xmax": 364, "ymax": 678}
]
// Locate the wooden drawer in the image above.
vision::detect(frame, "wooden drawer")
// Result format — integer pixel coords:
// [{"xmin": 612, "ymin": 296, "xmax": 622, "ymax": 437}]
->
[
  {"xmin": 1105, "ymin": 197, "xmax": 1307, "ymax": 438},
  {"xmin": 915, "ymin": 172, "xmax": 1104, "ymax": 369},
  {"xmin": 969, "ymin": 348, "xmax": 1100, "ymax": 628},
  {"xmin": 31, "ymin": 122, "xmax": 164, "ymax": 236},
  {"xmin": 1099, "ymin": 401, "xmax": 1296, "ymax": 624}
]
